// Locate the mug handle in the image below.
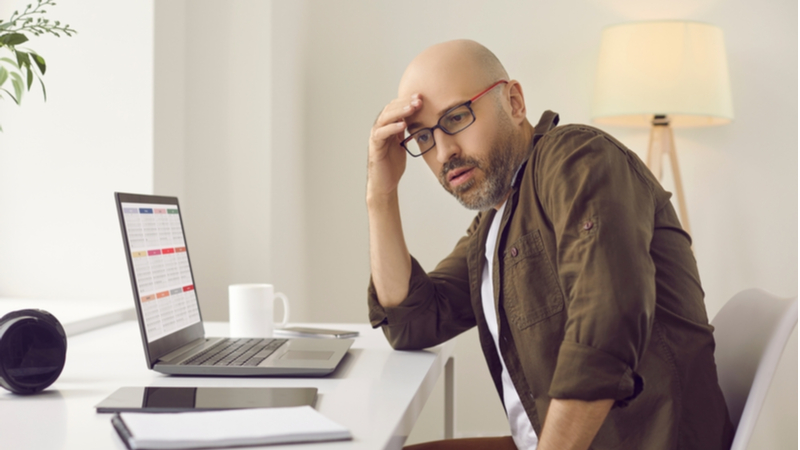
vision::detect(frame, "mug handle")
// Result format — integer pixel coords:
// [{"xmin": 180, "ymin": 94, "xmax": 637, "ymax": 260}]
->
[{"xmin": 274, "ymin": 292, "xmax": 290, "ymax": 328}]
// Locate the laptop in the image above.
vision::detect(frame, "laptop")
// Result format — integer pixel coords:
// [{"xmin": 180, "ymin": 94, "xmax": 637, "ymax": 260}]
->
[{"xmin": 114, "ymin": 192, "xmax": 353, "ymax": 376}]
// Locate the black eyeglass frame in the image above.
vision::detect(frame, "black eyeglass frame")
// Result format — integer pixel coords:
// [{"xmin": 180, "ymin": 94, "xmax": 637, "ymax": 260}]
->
[{"xmin": 400, "ymin": 80, "xmax": 509, "ymax": 157}]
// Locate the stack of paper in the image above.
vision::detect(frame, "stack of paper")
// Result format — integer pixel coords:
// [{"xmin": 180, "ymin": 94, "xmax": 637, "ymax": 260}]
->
[{"xmin": 112, "ymin": 405, "xmax": 352, "ymax": 449}]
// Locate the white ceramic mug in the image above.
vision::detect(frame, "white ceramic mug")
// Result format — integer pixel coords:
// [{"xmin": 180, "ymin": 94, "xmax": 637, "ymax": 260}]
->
[{"xmin": 228, "ymin": 284, "xmax": 290, "ymax": 338}]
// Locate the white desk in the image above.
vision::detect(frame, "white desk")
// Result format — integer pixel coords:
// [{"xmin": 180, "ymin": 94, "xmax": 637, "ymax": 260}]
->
[
  {"xmin": 0, "ymin": 320, "xmax": 455, "ymax": 450},
  {"xmin": 0, "ymin": 299, "xmax": 134, "ymax": 336}
]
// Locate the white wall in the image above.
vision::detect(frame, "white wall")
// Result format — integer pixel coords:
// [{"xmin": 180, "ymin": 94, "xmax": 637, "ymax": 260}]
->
[
  {"xmin": 0, "ymin": 1, "xmax": 153, "ymax": 306},
  {"xmin": 295, "ymin": 0, "xmax": 797, "ymax": 447},
  {"xmin": 153, "ymin": 1, "xmax": 186, "ymax": 204},
  {"xmin": 269, "ymin": 0, "xmax": 310, "ymax": 324},
  {"xmin": 154, "ymin": 0, "xmax": 310, "ymax": 323},
  {"xmin": 155, "ymin": 0, "xmax": 271, "ymax": 322}
]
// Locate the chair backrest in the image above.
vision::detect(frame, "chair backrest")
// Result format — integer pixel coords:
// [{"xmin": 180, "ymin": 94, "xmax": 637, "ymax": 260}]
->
[{"xmin": 711, "ymin": 288, "xmax": 797, "ymax": 450}]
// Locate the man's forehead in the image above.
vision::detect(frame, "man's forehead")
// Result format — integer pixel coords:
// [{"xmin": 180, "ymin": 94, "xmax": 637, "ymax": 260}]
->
[
  {"xmin": 400, "ymin": 78, "xmax": 469, "ymax": 108},
  {"xmin": 398, "ymin": 41, "xmax": 501, "ymax": 127},
  {"xmin": 398, "ymin": 72, "xmax": 482, "ymax": 128},
  {"xmin": 398, "ymin": 59, "xmax": 484, "ymax": 98},
  {"xmin": 400, "ymin": 85, "xmax": 469, "ymax": 131}
]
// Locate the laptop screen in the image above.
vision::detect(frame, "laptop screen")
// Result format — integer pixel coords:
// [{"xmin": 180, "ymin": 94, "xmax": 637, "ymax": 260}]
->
[{"xmin": 119, "ymin": 201, "xmax": 201, "ymax": 342}]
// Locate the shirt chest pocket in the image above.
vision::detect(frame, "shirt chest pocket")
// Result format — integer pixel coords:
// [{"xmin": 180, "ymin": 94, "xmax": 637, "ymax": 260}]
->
[{"xmin": 501, "ymin": 230, "xmax": 565, "ymax": 330}]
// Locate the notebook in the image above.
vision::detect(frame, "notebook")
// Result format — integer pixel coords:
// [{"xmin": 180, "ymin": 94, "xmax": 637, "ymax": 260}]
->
[{"xmin": 114, "ymin": 192, "xmax": 353, "ymax": 376}]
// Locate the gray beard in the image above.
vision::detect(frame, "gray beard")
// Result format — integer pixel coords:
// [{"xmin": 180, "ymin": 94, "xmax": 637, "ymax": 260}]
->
[{"xmin": 438, "ymin": 124, "xmax": 523, "ymax": 211}]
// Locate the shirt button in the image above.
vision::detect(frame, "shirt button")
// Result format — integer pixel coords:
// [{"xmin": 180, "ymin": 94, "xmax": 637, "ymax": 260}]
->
[
  {"xmin": 583, "ymin": 221, "xmax": 594, "ymax": 231},
  {"xmin": 510, "ymin": 247, "xmax": 518, "ymax": 257}
]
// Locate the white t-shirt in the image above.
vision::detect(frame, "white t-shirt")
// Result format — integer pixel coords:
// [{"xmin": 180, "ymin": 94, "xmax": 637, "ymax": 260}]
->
[{"xmin": 481, "ymin": 201, "xmax": 539, "ymax": 449}]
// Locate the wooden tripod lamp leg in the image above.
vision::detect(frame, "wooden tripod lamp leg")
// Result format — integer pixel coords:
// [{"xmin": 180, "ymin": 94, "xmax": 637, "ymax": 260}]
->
[
  {"xmin": 646, "ymin": 125, "xmax": 664, "ymax": 180},
  {"xmin": 665, "ymin": 125, "xmax": 691, "ymax": 236},
  {"xmin": 646, "ymin": 116, "xmax": 692, "ymax": 237}
]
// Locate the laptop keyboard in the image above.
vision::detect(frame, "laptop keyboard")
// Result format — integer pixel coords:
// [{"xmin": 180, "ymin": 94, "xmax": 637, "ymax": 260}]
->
[{"xmin": 180, "ymin": 338, "xmax": 288, "ymax": 367}]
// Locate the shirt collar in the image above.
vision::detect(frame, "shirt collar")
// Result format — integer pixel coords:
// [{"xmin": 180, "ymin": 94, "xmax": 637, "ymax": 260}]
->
[
  {"xmin": 510, "ymin": 110, "xmax": 560, "ymax": 189},
  {"xmin": 533, "ymin": 110, "xmax": 560, "ymax": 146}
]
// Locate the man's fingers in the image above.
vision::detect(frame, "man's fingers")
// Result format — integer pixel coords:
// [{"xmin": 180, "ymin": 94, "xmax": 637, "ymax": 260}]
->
[
  {"xmin": 374, "ymin": 96, "xmax": 422, "ymax": 128},
  {"xmin": 371, "ymin": 121, "xmax": 407, "ymax": 144},
  {"xmin": 369, "ymin": 94, "xmax": 423, "ymax": 158}
]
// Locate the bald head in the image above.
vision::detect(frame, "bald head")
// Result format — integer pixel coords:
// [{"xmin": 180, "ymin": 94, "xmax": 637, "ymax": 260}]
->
[
  {"xmin": 392, "ymin": 40, "xmax": 531, "ymax": 210},
  {"xmin": 398, "ymin": 40, "xmax": 509, "ymax": 100}
]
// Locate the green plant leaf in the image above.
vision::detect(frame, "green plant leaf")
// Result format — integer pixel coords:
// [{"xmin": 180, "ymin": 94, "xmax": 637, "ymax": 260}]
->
[
  {"xmin": 10, "ymin": 71, "xmax": 23, "ymax": 101},
  {"xmin": 15, "ymin": 50, "xmax": 31, "ymax": 70},
  {"xmin": 0, "ymin": 66, "xmax": 7, "ymax": 86},
  {"xmin": 0, "ymin": 33, "xmax": 29, "ymax": 46},
  {"xmin": 0, "ymin": 57, "xmax": 20, "ymax": 68},
  {"xmin": 1, "ymin": 86, "xmax": 20, "ymax": 105},
  {"xmin": 9, "ymin": 70, "xmax": 22, "ymax": 85},
  {"xmin": 0, "ymin": 22, "xmax": 12, "ymax": 31},
  {"xmin": 30, "ymin": 52, "xmax": 45, "ymax": 75},
  {"xmin": 38, "ymin": 75, "xmax": 46, "ymax": 101},
  {"xmin": 12, "ymin": 79, "xmax": 22, "ymax": 102},
  {"xmin": 26, "ymin": 64, "xmax": 32, "ymax": 89}
]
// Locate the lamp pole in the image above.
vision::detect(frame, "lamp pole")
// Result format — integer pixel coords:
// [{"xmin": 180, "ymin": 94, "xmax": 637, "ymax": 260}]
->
[{"xmin": 646, "ymin": 114, "xmax": 691, "ymax": 236}]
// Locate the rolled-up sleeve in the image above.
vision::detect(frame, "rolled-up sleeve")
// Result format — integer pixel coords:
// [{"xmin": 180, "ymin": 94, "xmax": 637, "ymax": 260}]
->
[
  {"xmin": 367, "ymin": 216, "xmax": 481, "ymax": 350},
  {"xmin": 537, "ymin": 126, "xmax": 664, "ymax": 406}
]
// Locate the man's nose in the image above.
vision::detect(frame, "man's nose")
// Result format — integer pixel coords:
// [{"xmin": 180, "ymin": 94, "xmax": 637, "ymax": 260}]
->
[{"xmin": 433, "ymin": 128, "xmax": 460, "ymax": 164}]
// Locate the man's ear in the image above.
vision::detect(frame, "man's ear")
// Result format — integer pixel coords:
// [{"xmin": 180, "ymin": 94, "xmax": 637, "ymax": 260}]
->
[{"xmin": 506, "ymin": 80, "xmax": 527, "ymax": 125}]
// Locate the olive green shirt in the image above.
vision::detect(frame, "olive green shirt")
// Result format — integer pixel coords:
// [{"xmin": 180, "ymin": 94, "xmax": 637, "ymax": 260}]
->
[{"xmin": 368, "ymin": 111, "xmax": 734, "ymax": 449}]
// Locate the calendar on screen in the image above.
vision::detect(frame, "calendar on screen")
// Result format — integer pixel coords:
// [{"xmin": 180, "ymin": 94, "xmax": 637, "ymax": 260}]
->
[{"xmin": 120, "ymin": 203, "xmax": 201, "ymax": 342}]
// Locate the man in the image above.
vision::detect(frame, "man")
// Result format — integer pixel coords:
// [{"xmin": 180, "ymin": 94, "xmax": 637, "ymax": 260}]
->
[{"xmin": 366, "ymin": 39, "xmax": 734, "ymax": 450}]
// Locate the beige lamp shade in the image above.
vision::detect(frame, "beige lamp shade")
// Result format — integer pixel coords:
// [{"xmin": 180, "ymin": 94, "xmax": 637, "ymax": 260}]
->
[{"xmin": 592, "ymin": 21, "xmax": 734, "ymax": 127}]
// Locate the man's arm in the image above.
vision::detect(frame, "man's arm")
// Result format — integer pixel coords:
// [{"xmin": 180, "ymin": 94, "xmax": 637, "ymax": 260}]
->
[
  {"xmin": 367, "ymin": 94, "xmax": 422, "ymax": 307},
  {"xmin": 537, "ymin": 398, "xmax": 614, "ymax": 450},
  {"xmin": 365, "ymin": 94, "xmax": 477, "ymax": 350},
  {"xmin": 367, "ymin": 191, "xmax": 410, "ymax": 308},
  {"xmin": 537, "ymin": 127, "xmax": 659, "ymax": 403},
  {"xmin": 529, "ymin": 126, "xmax": 666, "ymax": 445}
]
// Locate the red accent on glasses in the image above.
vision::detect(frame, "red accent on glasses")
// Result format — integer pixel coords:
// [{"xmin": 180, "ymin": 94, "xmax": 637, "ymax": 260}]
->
[{"xmin": 469, "ymin": 80, "xmax": 509, "ymax": 103}]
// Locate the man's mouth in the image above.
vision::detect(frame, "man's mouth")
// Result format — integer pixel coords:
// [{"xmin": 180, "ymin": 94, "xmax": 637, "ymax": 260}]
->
[{"xmin": 447, "ymin": 166, "xmax": 475, "ymax": 187}]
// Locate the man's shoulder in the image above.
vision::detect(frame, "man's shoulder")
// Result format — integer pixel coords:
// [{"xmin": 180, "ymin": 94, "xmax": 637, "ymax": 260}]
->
[
  {"xmin": 530, "ymin": 121, "xmax": 631, "ymax": 169},
  {"xmin": 540, "ymin": 122, "xmax": 615, "ymax": 147},
  {"xmin": 523, "ymin": 118, "xmax": 664, "ymax": 207}
]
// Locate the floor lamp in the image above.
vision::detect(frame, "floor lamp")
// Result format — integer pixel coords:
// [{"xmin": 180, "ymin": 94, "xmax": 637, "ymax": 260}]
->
[{"xmin": 591, "ymin": 21, "xmax": 734, "ymax": 236}]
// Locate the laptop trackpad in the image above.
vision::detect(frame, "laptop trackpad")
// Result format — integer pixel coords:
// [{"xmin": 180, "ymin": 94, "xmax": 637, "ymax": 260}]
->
[{"xmin": 280, "ymin": 351, "xmax": 334, "ymax": 360}]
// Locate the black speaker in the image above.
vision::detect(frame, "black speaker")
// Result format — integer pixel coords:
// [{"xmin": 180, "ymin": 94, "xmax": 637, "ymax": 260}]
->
[{"xmin": 0, "ymin": 309, "xmax": 67, "ymax": 395}]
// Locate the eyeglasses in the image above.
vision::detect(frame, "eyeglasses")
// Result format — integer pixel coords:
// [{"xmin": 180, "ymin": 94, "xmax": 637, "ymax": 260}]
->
[{"xmin": 401, "ymin": 80, "xmax": 509, "ymax": 157}]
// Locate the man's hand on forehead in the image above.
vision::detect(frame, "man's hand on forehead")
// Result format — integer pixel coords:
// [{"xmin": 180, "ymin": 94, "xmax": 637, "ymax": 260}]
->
[
  {"xmin": 366, "ymin": 93, "xmax": 424, "ymax": 197},
  {"xmin": 370, "ymin": 95, "xmax": 422, "ymax": 144},
  {"xmin": 401, "ymin": 94, "xmax": 426, "ymax": 130},
  {"xmin": 373, "ymin": 94, "xmax": 422, "ymax": 126}
]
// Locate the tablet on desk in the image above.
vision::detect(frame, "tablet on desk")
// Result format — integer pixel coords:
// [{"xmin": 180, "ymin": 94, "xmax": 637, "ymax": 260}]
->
[
  {"xmin": 95, "ymin": 387, "xmax": 318, "ymax": 413},
  {"xmin": 274, "ymin": 326, "xmax": 359, "ymax": 339}
]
